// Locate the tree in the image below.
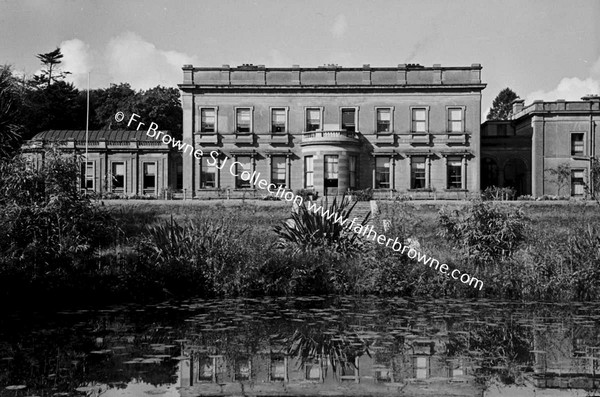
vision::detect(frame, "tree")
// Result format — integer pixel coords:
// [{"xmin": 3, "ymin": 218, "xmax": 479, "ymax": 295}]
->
[
  {"xmin": 545, "ymin": 163, "xmax": 571, "ymax": 197},
  {"xmin": 32, "ymin": 47, "xmax": 71, "ymax": 89},
  {"xmin": 584, "ymin": 157, "xmax": 600, "ymax": 204},
  {"xmin": 0, "ymin": 65, "xmax": 25, "ymax": 158},
  {"xmin": 487, "ymin": 88, "xmax": 519, "ymax": 120}
]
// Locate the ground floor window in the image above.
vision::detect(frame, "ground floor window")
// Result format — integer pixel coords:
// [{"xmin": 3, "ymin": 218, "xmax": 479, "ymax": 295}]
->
[
  {"xmin": 143, "ymin": 162, "xmax": 156, "ymax": 192},
  {"xmin": 571, "ymin": 169, "xmax": 585, "ymax": 196},
  {"xmin": 447, "ymin": 157, "xmax": 462, "ymax": 189},
  {"xmin": 271, "ymin": 156, "xmax": 286, "ymax": 188},
  {"xmin": 375, "ymin": 157, "xmax": 390, "ymax": 189},
  {"xmin": 349, "ymin": 155, "xmax": 358, "ymax": 189},
  {"xmin": 200, "ymin": 157, "xmax": 216, "ymax": 188},
  {"xmin": 324, "ymin": 155, "xmax": 339, "ymax": 188},
  {"xmin": 411, "ymin": 157, "xmax": 426, "ymax": 189},
  {"xmin": 111, "ymin": 162, "xmax": 125, "ymax": 193},
  {"xmin": 304, "ymin": 156, "xmax": 314, "ymax": 188},
  {"xmin": 235, "ymin": 156, "xmax": 252, "ymax": 189},
  {"xmin": 80, "ymin": 161, "xmax": 94, "ymax": 190}
]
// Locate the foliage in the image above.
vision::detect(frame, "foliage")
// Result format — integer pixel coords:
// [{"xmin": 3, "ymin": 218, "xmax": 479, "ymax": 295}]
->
[
  {"xmin": 438, "ymin": 201, "xmax": 528, "ymax": 272},
  {"xmin": 295, "ymin": 188, "xmax": 318, "ymax": 200},
  {"xmin": 350, "ymin": 188, "xmax": 373, "ymax": 201},
  {"xmin": 487, "ymin": 88, "xmax": 519, "ymax": 120},
  {"xmin": 584, "ymin": 156, "xmax": 600, "ymax": 204},
  {"xmin": 273, "ymin": 195, "xmax": 369, "ymax": 257},
  {"xmin": 0, "ymin": 65, "xmax": 24, "ymax": 158},
  {"xmin": 31, "ymin": 47, "xmax": 70, "ymax": 89},
  {"xmin": 481, "ymin": 186, "xmax": 516, "ymax": 201},
  {"xmin": 545, "ymin": 162, "xmax": 571, "ymax": 196}
]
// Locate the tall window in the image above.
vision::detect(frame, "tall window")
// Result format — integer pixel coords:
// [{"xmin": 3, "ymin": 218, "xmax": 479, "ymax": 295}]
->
[
  {"xmin": 271, "ymin": 108, "xmax": 286, "ymax": 133},
  {"xmin": 411, "ymin": 157, "xmax": 426, "ymax": 189},
  {"xmin": 200, "ymin": 108, "xmax": 216, "ymax": 132},
  {"xmin": 448, "ymin": 108, "xmax": 463, "ymax": 132},
  {"xmin": 236, "ymin": 108, "xmax": 251, "ymax": 133},
  {"xmin": 376, "ymin": 108, "xmax": 391, "ymax": 133},
  {"xmin": 571, "ymin": 133, "xmax": 584, "ymax": 155},
  {"xmin": 324, "ymin": 155, "xmax": 339, "ymax": 188},
  {"xmin": 341, "ymin": 108, "xmax": 356, "ymax": 132},
  {"xmin": 271, "ymin": 156, "xmax": 286, "ymax": 187},
  {"xmin": 447, "ymin": 157, "xmax": 462, "ymax": 189},
  {"xmin": 411, "ymin": 108, "xmax": 427, "ymax": 133},
  {"xmin": 304, "ymin": 156, "xmax": 314, "ymax": 188},
  {"xmin": 349, "ymin": 155, "xmax": 358, "ymax": 189},
  {"xmin": 306, "ymin": 108, "xmax": 321, "ymax": 131},
  {"xmin": 80, "ymin": 161, "xmax": 94, "ymax": 190},
  {"xmin": 143, "ymin": 163, "xmax": 156, "ymax": 192},
  {"xmin": 176, "ymin": 162, "xmax": 183, "ymax": 190},
  {"xmin": 200, "ymin": 157, "xmax": 216, "ymax": 188},
  {"xmin": 235, "ymin": 156, "xmax": 252, "ymax": 188},
  {"xmin": 571, "ymin": 169, "xmax": 585, "ymax": 196},
  {"xmin": 111, "ymin": 162, "xmax": 125, "ymax": 192},
  {"xmin": 375, "ymin": 157, "xmax": 390, "ymax": 188}
]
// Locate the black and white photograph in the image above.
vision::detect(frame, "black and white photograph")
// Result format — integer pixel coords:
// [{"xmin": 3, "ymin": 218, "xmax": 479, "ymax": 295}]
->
[{"xmin": 1, "ymin": 0, "xmax": 600, "ymax": 396}]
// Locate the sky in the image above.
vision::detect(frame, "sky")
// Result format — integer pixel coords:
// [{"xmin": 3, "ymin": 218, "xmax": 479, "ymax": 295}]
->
[{"xmin": 1, "ymin": 0, "xmax": 599, "ymax": 116}]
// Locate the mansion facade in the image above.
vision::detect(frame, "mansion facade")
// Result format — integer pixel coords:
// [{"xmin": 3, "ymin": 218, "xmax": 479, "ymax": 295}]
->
[{"xmin": 179, "ymin": 63, "xmax": 484, "ymax": 199}]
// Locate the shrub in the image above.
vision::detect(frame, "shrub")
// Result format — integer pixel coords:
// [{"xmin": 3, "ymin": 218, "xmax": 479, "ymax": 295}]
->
[
  {"xmin": 481, "ymin": 186, "xmax": 516, "ymax": 201},
  {"xmin": 295, "ymin": 188, "xmax": 318, "ymax": 201},
  {"xmin": 351, "ymin": 188, "xmax": 373, "ymax": 201}
]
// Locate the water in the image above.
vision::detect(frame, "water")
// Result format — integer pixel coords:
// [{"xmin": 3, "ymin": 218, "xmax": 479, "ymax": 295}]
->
[{"xmin": 1, "ymin": 297, "xmax": 600, "ymax": 397}]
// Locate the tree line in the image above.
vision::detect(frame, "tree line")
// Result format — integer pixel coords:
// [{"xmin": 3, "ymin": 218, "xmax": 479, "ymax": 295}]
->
[{"xmin": 0, "ymin": 47, "xmax": 182, "ymax": 159}]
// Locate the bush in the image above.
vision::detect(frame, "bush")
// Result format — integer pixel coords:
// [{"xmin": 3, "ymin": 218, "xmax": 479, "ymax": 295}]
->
[
  {"xmin": 295, "ymin": 188, "xmax": 318, "ymax": 201},
  {"xmin": 351, "ymin": 188, "xmax": 373, "ymax": 201},
  {"xmin": 481, "ymin": 186, "xmax": 516, "ymax": 201}
]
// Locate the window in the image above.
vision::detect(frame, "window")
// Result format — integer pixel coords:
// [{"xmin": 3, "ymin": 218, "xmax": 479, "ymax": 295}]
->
[
  {"xmin": 411, "ymin": 157, "xmax": 426, "ymax": 189},
  {"xmin": 324, "ymin": 155, "xmax": 339, "ymax": 188},
  {"xmin": 200, "ymin": 108, "xmax": 216, "ymax": 132},
  {"xmin": 236, "ymin": 108, "xmax": 251, "ymax": 133},
  {"xmin": 411, "ymin": 108, "xmax": 427, "ymax": 133},
  {"xmin": 80, "ymin": 161, "xmax": 94, "ymax": 190},
  {"xmin": 571, "ymin": 133, "xmax": 584, "ymax": 156},
  {"xmin": 111, "ymin": 162, "xmax": 125, "ymax": 192},
  {"xmin": 341, "ymin": 108, "xmax": 356, "ymax": 132},
  {"xmin": 447, "ymin": 157, "xmax": 462, "ymax": 189},
  {"xmin": 235, "ymin": 156, "xmax": 252, "ymax": 188},
  {"xmin": 571, "ymin": 169, "xmax": 585, "ymax": 196},
  {"xmin": 306, "ymin": 108, "xmax": 321, "ymax": 131},
  {"xmin": 414, "ymin": 357, "xmax": 429, "ymax": 379},
  {"xmin": 376, "ymin": 108, "xmax": 391, "ymax": 133},
  {"xmin": 448, "ymin": 108, "xmax": 463, "ymax": 132},
  {"xmin": 143, "ymin": 163, "xmax": 156, "ymax": 191},
  {"xmin": 304, "ymin": 156, "xmax": 314, "ymax": 188},
  {"xmin": 375, "ymin": 157, "xmax": 390, "ymax": 189},
  {"xmin": 271, "ymin": 108, "xmax": 286, "ymax": 133},
  {"xmin": 349, "ymin": 155, "xmax": 358, "ymax": 189},
  {"xmin": 200, "ymin": 157, "xmax": 216, "ymax": 188},
  {"xmin": 176, "ymin": 162, "xmax": 183, "ymax": 190},
  {"xmin": 271, "ymin": 156, "xmax": 286, "ymax": 188}
]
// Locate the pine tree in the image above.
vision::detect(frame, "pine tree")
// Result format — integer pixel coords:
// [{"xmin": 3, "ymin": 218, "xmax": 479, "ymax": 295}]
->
[
  {"xmin": 33, "ymin": 48, "xmax": 71, "ymax": 89},
  {"xmin": 487, "ymin": 88, "xmax": 519, "ymax": 120}
]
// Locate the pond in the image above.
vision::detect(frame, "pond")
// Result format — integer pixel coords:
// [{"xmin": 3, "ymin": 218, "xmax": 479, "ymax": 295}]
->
[{"xmin": 1, "ymin": 297, "xmax": 599, "ymax": 397}]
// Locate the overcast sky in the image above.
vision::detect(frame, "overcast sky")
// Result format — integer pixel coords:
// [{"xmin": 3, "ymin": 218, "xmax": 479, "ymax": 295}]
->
[{"xmin": 1, "ymin": 0, "xmax": 599, "ymax": 115}]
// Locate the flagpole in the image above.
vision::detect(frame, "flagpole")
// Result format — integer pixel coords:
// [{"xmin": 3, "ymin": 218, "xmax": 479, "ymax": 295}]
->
[{"xmin": 85, "ymin": 72, "xmax": 90, "ymax": 192}]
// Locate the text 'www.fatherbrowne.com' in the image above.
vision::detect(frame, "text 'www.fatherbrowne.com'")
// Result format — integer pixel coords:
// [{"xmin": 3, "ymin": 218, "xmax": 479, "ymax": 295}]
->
[{"xmin": 114, "ymin": 111, "xmax": 484, "ymax": 291}]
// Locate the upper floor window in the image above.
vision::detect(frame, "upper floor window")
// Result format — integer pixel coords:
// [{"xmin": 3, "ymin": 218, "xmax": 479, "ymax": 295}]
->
[
  {"xmin": 200, "ymin": 108, "xmax": 216, "ymax": 132},
  {"xmin": 376, "ymin": 108, "xmax": 392, "ymax": 133},
  {"xmin": 341, "ymin": 108, "xmax": 357, "ymax": 132},
  {"xmin": 571, "ymin": 133, "xmax": 584, "ymax": 156},
  {"xmin": 236, "ymin": 108, "xmax": 251, "ymax": 133},
  {"xmin": 271, "ymin": 108, "xmax": 287, "ymax": 133},
  {"xmin": 411, "ymin": 108, "xmax": 427, "ymax": 133},
  {"xmin": 448, "ymin": 108, "xmax": 463, "ymax": 133},
  {"xmin": 306, "ymin": 108, "xmax": 321, "ymax": 131}
]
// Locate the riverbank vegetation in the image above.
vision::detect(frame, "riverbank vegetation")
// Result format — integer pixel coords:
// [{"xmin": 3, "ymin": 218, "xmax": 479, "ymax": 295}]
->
[{"xmin": 1, "ymin": 152, "xmax": 600, "ymax": 309}]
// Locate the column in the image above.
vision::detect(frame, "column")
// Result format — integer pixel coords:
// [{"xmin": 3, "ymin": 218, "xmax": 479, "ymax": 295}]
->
[
  {"xmin": 462, "ymin": 156, "xmax": 467, "ymax": 190},
  {"xmin": 267, "ymin": 154, "xmax": 272, "ymax": 184},
  {"xmin": 286, "ymin": 154, "xmax": 291, "ymax": 189},
  {"xmin": 425, "ymin": 156, "xmax": 431, "ymax": 189},
  {"xmin": 443, "ymin": 155, "xmax": 448, "ymax": 189},
  {"xmin": 390, "ymin": 156, "xmax": 395, "ymax": 190},
  {"xmin": 531, "ymin": 116, "xmax": 545, "ymax": 197}
]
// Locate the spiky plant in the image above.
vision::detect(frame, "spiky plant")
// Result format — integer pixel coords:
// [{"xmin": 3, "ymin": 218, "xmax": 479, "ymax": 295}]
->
[{"xmin": 273, "ymin": 194, "xmax": 369, "ymax": 257}]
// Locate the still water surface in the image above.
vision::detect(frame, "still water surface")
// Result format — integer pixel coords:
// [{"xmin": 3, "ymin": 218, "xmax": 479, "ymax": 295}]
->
[{"xmin": 1, "ymin": 297, "xmax": 600, "ymax": 396}]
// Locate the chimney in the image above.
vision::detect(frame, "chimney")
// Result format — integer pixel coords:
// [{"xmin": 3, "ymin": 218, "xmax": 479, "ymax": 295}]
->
[{"xmin": 512, "ymin": 98, "xmax": 525, "ymax": 115}]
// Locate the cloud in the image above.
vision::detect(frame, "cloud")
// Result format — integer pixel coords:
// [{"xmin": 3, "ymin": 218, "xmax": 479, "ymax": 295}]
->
[
  {"xmin": 331, "ymin": 14, "xmax": 347, "ymax": 39},
  {"xmin": 105, "ymin": 32, "xmax": 200, "ymax": 89},
  {"xmin": 60, "ymin": 38, "xmax": 93, "ymax": 87},
  {"xmin": 525, "ymin": 55, "xmax": 600, "ymax": 103}
]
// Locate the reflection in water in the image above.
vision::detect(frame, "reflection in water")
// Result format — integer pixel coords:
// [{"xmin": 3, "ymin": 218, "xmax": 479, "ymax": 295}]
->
[{"xmin": 1, "ymin": 298, "xmax": 600, "ymax": 396}]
